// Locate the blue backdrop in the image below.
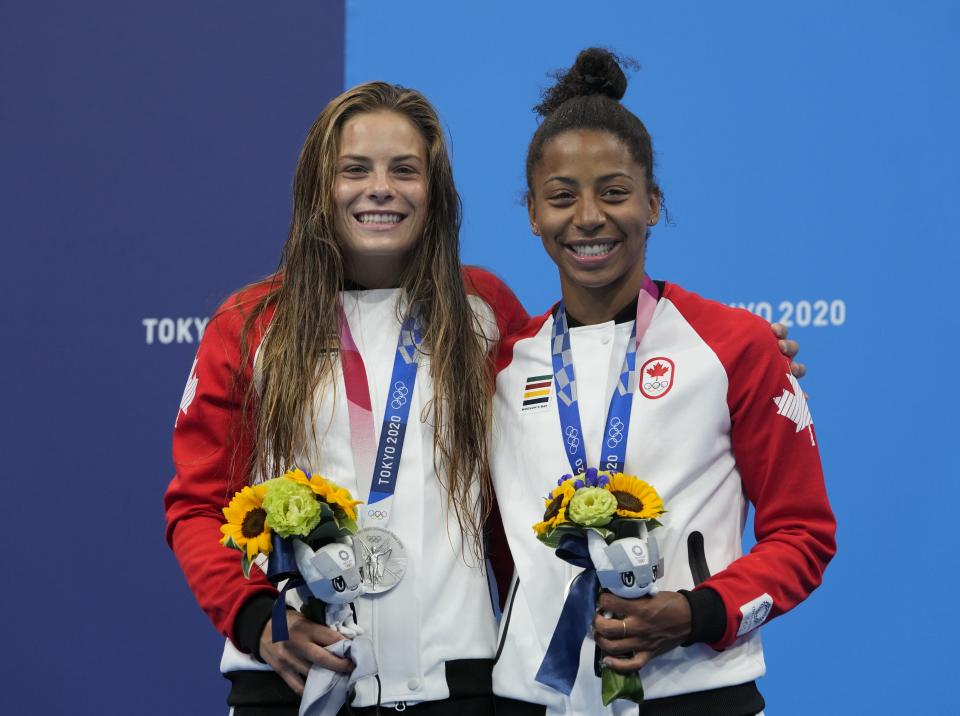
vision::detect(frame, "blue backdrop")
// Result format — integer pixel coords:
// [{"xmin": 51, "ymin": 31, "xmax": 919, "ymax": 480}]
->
[
  {"xmin": 2, "ymin": 2, "xmax": 344, "ymax": 714},
  {"xmin": 3, "ymin": 1, "xmax": 957, "ymax": 713}
]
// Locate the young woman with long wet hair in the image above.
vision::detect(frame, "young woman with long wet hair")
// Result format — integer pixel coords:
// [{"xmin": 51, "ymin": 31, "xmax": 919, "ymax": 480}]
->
[
  {"xmin": 489, "ymin": 49, "xmax": 835, "ymax": 715},
  {"xmin": 165, "ymin": 82, "xmax": 528, "ymax": 715}
]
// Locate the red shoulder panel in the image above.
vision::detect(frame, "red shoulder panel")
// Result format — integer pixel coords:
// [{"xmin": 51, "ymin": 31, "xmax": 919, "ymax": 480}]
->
[{"xmin": 462, "ymin": 265, "xmax": 530, "ymax": 342}]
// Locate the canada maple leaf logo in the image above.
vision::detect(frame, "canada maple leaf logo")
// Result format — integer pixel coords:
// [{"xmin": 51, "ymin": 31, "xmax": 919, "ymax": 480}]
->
[
  {"xmin": 176, "ymin": 358, "xmax": 199, "ymax": 428},
  {"xmin": 639, "ymin": 356, "xmax": 676, "ymax": 399},
  {"xmin": 646, "ymin": 362, "xmax": 669, "ymax": 379},
  {"xmin": 772, "ymin": 373, "xmax": 815, "ymax": 446}
]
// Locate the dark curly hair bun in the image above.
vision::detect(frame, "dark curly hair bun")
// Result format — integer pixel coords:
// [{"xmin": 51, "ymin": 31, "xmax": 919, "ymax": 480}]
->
[
  {"xmin": 534, "ymin": 48, "xmax": 629, "ymax": 117},
  {"xmin": 525, "ymin": 47, "xmax": 659, "ymax": 203}
]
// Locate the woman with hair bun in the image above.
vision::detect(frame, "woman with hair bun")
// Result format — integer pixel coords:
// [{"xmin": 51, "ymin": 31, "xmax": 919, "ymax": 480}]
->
[{"xmin": 489, "ymin": 48, "xmax": 835, "ymax": 715}]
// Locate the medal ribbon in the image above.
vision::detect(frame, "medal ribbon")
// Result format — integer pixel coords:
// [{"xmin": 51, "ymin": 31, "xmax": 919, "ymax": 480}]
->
[
  {"xmin": 338, "ymin": 300, "xmax": 423, "ymax": 529},
  {"xmin": 536, "ymin": 277, "xmax": 660, "ymax": 683},
  {"xmin": 551, "ymin": 275, "xmax": 660, "ymax": 475}
]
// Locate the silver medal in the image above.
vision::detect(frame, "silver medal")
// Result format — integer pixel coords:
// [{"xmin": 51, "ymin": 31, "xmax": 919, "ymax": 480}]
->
[{"xmin": 354, "ymin": 527, "xmax": 407, "ymax": 593}]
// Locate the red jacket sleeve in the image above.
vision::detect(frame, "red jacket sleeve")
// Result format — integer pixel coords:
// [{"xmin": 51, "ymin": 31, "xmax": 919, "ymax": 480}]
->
[
  {"xmin": 163, "ymin": 283, "xmax": 278, "ymax": 648},
  {"xmin": 462, "ymin": 265, "xmax": 530, "ymax": 342},
  {"xmin": 675, "ymin": 287, "xmax": 836, "ymax": 649}
]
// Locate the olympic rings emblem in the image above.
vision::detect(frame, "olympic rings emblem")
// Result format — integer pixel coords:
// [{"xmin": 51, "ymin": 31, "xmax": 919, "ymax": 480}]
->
[
  {"xmin": 643, "ymin": 380, "xmax": 669, "ymax": 391},
  {"xmin": 564, "ymin": 425, "xmax": 580, "ymax": 454},
  {"xmin": 338, "ymin": 549, "xmax": 351, "ymax": 562},
  {"xmin": 367, "ymin": 509, "xmax": 388, "ymax": 520},
  {"xmin": 391, "ymin": 381, "xmax": 409, "ymax": 409},
  {"xmin": 606, "ymin": 417, "xmax": 625, "ymax": 448}
]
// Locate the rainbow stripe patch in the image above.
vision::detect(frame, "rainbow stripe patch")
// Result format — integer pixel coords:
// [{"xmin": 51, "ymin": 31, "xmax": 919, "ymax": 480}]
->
[{"xmin": 522, "ymin": 374, "xmax": 552, "ymax": 411}]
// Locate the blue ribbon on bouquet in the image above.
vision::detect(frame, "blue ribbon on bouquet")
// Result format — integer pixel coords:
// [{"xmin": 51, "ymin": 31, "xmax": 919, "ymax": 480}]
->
[
  {"xmin": 534, "ymin": 533, "xmax": 600, "ymax": 695},
  {"xmin": 267, "ymin": 534, "xmax": 305, "ymax": 643}
]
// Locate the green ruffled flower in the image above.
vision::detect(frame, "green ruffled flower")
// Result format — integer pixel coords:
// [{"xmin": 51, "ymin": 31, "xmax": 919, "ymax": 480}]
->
[
  {"xmin": 567, "ymin": 487, "xmax": 617, "ymax": 527},
  {"xmin": 262, "ymin": 478, "xmax": 322, "ymax": 538}
]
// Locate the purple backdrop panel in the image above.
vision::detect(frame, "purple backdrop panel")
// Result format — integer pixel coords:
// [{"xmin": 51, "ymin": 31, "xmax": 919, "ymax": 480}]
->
[{"xmin": 1, "ymin": 2, "xmax": 343, "ymax": 713}]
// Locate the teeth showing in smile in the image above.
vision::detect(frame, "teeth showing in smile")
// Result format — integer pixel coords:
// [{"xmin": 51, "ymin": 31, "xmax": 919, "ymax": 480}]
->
[
  {"xmin": 357, "ymin": 213, "xmax": 403, "ymax": 225},
  {"xmin": 570, "ymin": 242, "xmax": 615, "ymax": 257}
]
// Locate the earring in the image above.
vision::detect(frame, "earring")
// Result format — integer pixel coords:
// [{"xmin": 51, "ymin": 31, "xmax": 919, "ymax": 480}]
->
[{"xmin": 532, "ymin": 224, "xmax": 541, "ymax": 235}]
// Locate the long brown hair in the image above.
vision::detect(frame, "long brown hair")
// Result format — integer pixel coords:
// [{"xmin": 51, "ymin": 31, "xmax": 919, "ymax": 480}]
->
[{"xmin": 237, "ymin": 82, "xmax": 492, "ymax": 558}]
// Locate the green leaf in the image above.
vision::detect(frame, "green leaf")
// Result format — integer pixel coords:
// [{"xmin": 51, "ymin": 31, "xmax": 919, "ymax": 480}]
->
[
  {"xmin": 222, "ymin": 535, "xmax": 239, "ymax": 551},
  {"xmin": 316, "ymin": 501, "xmax": 334, "ymax": 520},
  {"xmin": 303, "ymin": 519, "xmax": 341, "ymax": 548},
  {"xmin": 240, "ymin": 552, "xmax": 253, "ymax": 579},
  {"xmin": 539, "ymin": 524, "xmax": 586, "ymax": 548},
  {"xmin": 600, "ymin": 667, "xmax": 644, "ymax": 706},
  {"xmin": 335, "ymin": 511, "xmax": 358, "ymax": 535},
  {"xmin": 585, "ymin": 525, "xmax": 614, "ymax": 542}
]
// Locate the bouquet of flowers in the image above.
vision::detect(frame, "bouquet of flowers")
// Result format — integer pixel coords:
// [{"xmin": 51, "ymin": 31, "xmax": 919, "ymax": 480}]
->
[
  {"xmin": 222, "ymin": 469, "xmax": 380, "ymax": 714},
  {"xmin": 533, "ymin": 467, "xmax": 666, "ymax": 706},
  {"xmin": 220, "ymin": 468, "xmax": 365, "ymax": 635}
]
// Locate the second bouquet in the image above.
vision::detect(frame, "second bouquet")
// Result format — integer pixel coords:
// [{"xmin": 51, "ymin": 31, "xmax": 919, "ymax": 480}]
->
[
  {"xmin": 533, "ymin": 467, "xmax": 666, "ymax": 707},
  {"xmin": 220, "ymin": 467, "xmax": 366, "ymax": 636}
]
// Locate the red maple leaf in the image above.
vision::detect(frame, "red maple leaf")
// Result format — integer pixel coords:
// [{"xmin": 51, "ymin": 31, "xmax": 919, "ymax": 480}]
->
[{"xmin": 646, "ymin": 362, "xmax": 669, "ymax": 379}]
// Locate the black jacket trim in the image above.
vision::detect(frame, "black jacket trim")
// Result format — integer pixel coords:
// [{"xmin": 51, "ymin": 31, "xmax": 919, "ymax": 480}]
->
[
  {"xmin": 226, "ymin": 670, "xmax": 298, "ymax": 707},
  {"xmin": 493, "ymin": 696, "xmax": 546, "ymax": 715},
  {"xmin": 642, "ymin": 681, "xmax": 764, "ymax": 716},
  {"xmin": 445, "ymin": 658, "xmax": 494, "ymax": 698},
  {"xmin": 679, "ymin": 586, "xmax": 727, "ymax": 646},
  {"xmin": 232, "ymin": 706, "xmax": 298, "ymax": 716},
  {"xmin": 494, "ymin": 576, "xmax": 520, "ymax": 663},
  {"xmin": 227, "ymin": 658, "xmax": 493, "ymax": 708},
  {"xmin": 234, "ymin": 594, "xmax": 279, "ymax": 660},
  {"xmin": 680, "ymin": 530, "xmax": 727, "ymax": 645},
  {"xmin": 687, "ymin": 531, "xmax": 711, "ymax": 586}
]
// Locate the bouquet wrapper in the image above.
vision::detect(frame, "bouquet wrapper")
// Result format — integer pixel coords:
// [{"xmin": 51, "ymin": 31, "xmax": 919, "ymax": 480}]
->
[{"xmin": 299, "ymin": 635, "xmax": 377, "ymax": 716}]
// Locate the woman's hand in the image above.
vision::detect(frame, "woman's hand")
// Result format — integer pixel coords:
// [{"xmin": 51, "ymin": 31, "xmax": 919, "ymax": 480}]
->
[
  {"xmin": 772, "ymin": 322, "xmax": 806, "ymax": 378},
  {"xmin": 259, "ymin": 611, "xmax": 353, "ymax": 695},
  {"xmin": 592, "ymin": 591, "xmax": 692, "ymax": 673}
]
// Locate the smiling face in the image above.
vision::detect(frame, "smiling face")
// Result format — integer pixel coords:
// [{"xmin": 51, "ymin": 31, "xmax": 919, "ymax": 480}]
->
[
  {"xmin": 334, "ymin": 110, "xmax": 429, "ymax": 288},
  {"xmin": 528, "ymin": 129, "xmax": 660, "ymax": 322}
]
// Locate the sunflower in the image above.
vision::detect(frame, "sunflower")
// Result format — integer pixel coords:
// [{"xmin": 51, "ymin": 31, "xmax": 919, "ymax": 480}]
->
[
  {"xmin": 220, "ymin": 484, "xmax": 272, "ymax": 560},
  {"xmin": 605, "ymin": 473, "xmax": 665, "ymax": 520},
  {"xmin": 533, "ymin": 480, "xmax": 576, "ymax": 536},
  {"xmin": 286, "ymin": 468, "xmax": 363, "ymax": 521}
]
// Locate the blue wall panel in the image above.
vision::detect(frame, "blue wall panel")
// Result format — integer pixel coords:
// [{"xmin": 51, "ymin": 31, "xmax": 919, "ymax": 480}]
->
[
  {"xmin": 345, "ymin": 1, "xmax": 958, "ymax": 712},
  {"xmin": 2, "ymin": 2, "xmax": 344, "ymax": 713}
]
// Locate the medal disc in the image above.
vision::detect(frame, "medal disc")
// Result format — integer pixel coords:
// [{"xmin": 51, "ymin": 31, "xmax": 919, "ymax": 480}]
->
[{"xmin": 354, "ymin": 527, "xmax": 407, "ymax": 593}]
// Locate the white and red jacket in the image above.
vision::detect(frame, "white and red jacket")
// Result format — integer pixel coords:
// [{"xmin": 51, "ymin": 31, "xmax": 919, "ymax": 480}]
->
[
  {"xmin": 490, "ymin": 281, "xmax": 835, "ymax": 714},
  {"xmin": 164, "ymin": 267, "xmax": 527, "ymax": 709}
]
